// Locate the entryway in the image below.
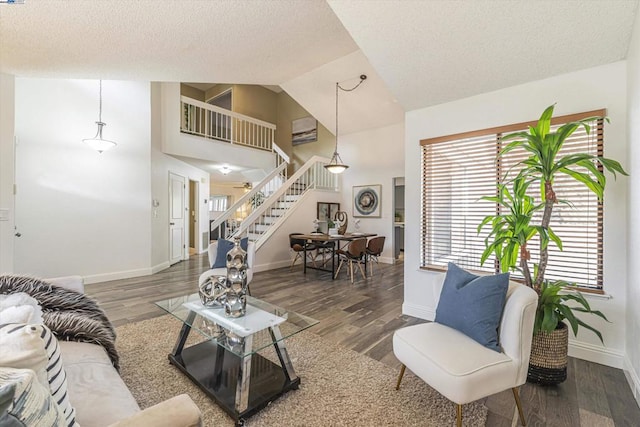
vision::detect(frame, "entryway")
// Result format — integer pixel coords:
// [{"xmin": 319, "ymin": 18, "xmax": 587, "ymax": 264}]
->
[{"xmin": 393, "ymin": 177, "xmax": 405, "ymax": 263}]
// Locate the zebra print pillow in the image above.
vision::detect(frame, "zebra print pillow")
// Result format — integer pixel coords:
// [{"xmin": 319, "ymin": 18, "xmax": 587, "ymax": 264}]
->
[
  {"xmin": 35, "ymin": 324, "xmax": 78, "ymax": 427},
  {"xmin": 0, "ymin": 367, "xmax": 67, "ymax": 426},
  {"xmin": 0, "ymin": 324, "xmax": 78, "ymax": 427}
]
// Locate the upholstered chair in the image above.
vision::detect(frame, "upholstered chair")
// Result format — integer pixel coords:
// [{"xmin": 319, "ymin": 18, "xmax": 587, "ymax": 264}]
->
[
  {"xmin": 334, "ymin": 238, "xmax": 367, "ymax": 283},
  {"xmin": 393, "ymin": 282, "xmax": 538, "ymax": 427},
  {"xmin": 199, "ymin": 240, "xmax": 256, "ymax": 294}
]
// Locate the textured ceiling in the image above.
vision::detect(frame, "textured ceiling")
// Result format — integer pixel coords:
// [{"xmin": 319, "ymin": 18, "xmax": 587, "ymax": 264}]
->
[
  {"xmin": 0, "ymin": 0, "xmax": 358, "ymax": 83},
  {"xmin": 1, "ymin": 0, "xmax": 638, "ymax": 135},
  {"xmin": 328, "ymin": 0, "xmax": 639, "ymax": 111},
  {"xmin": 282, "ymin": 50, "xmax": 404, "ymax": 136}
]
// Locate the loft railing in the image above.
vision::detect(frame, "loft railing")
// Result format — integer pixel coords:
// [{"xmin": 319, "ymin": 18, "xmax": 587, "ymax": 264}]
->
[
  {"xmin": 181, "ymin": 96, "xmax": 275, "ymax": 151},
  {"xmin": 181, "ymin": 94, "xmax": 289, "ymax": 181}
]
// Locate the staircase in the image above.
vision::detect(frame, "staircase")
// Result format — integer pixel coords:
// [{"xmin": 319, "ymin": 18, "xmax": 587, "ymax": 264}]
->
[
  {"xmin": 215, "ymin": 156, "xmax": 338, "ymax": 250},
  {"xmin": 181, "ymin": 95, "xmax": 339, "ymax": 249}
]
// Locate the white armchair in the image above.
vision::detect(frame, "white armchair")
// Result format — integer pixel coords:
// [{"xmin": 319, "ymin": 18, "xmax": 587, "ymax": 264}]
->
[
  {"xmin": 199, "ymin": 240, "xmax": 256, "ymax": 293},
  {"xmin": 393, "ymin": 282, "xmax": 538, "ymax": 426}
]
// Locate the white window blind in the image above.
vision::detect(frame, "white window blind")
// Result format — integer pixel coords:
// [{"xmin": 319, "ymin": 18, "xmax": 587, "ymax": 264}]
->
[
  {"xmin": 209, "ymin": 195, "xmax": 229, "ymax": 212},
  {"xmin": 420, "ymin": 111, "xmax": 604, "ymax": 291}
]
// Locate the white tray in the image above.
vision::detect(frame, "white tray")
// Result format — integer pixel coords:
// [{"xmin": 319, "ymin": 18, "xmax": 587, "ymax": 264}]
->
[{"xmin": 183, "ymin": 301, "xmax": 286, "ymax": 338}]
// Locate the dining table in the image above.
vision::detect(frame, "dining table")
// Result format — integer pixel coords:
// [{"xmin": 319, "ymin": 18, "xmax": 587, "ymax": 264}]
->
[{"xmin": 295, "ymin": 232, "xmax": 377, "ymax": 280}]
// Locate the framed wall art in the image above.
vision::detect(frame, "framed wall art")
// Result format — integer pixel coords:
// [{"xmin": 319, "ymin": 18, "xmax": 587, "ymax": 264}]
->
[
  {"xmin": 317, "ymin": 202, "xmax": 340, "ymax": 222},
  {"xmin": 353, "ymin": 185, "xmax": 381, "ymax": 218},
  {"xmin": 292, "ymin": 116, "xmax": 317, "ymax": 145}
]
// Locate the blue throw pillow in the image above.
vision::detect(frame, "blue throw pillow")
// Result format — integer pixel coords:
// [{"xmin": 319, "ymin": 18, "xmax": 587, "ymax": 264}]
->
[
  {"xmin": 434, "ymin": 262, "xmax": 509, "ymax": 352},
  {"xmin": 212, "ymin": 238, "xmax": 248, "ymax": 268}
]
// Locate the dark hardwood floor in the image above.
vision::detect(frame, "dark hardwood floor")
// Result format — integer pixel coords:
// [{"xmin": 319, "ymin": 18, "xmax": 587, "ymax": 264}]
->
[{"xmin": 86, "ymin": 254, "xmax": 640, "ymax": 426}]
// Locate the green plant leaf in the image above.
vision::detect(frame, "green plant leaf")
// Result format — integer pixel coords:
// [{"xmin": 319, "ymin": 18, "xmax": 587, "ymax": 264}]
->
[
  {"xmin": 575, "ymin": 318, "xmax": 605, "ymax": 344},
  {"xmin": 540, "ymin": 304, "xmax": 559, "ymax": 332},
  {"xmin": 599, "ymin": 157, "xmax": 629, "ymax": 177},
  {"xmin": 547, "ymin": 227, "xmax": 563, "ymax": 251},
  {"xmin": 559, "ymin": 167, "xmax": 604, "ymax": 198}
]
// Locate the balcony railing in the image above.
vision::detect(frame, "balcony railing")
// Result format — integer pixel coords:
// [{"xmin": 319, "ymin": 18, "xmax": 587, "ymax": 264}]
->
[
  {"xmin": 181, "ymin": 95, "xmax": 289, "ymax": 181},
  {"xmin": 181, "ymin": 95, "xmax": 275, "ymax": 151}
]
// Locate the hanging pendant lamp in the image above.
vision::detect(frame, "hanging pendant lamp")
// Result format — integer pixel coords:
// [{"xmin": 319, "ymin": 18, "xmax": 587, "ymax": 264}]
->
[
  {"xmin": 324, "ymin": 74, "xmax": 367, "ymax": 174},
  {"xmin": 83, "ymin": 80, "xmax": 117, "ymax": 153}
]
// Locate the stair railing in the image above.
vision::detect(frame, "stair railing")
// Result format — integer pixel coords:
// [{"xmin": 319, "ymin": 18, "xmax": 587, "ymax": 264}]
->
[
  {"xmin": 209, "ymin": 162, "xmax": 288, "ymax": 240},
  {"xmin": 232, "ymin": 156, "xmax": 338, "ymax": 249}
]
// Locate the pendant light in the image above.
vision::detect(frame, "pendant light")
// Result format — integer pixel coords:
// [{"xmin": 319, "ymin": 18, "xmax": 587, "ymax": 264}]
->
[
  {"xmin": 324, "ymin": 74, "xmax": 367, "ymax": 174},
  {"xmin": 83, "ymin": 80, "xmax": 117, "ymax": 153}
]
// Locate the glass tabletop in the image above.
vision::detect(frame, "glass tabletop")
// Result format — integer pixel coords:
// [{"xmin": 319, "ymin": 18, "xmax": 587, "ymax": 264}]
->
[{"xmin": 155, "ymin": 294, "xmax": 318, "ymax": 357}]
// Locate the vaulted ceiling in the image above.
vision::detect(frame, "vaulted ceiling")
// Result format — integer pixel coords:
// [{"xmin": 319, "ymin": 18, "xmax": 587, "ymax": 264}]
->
[{"xmin": 1, "ymin": 0, "xmax": 638, "ymax": 135}]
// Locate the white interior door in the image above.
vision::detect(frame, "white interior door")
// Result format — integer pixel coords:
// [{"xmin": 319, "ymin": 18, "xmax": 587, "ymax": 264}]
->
[{"xmin": 169, "ymin": 172, "xmax": 186, "ymax": 265}]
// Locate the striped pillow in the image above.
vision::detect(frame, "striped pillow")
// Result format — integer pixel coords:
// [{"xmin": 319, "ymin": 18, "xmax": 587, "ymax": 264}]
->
[
  {"xmin": 35, "ymin": 325, "xmax": 79, "ymax": 427},
  {"xmin": 0, "ymin": 367, "xmax": 67, "ymax": 426}
]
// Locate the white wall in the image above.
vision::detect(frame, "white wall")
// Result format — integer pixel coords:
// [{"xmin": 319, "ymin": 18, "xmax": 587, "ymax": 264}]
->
[
  {"xmin": 150, "ymin": 82, "xmax": 210, "ymax": 270},
  {"xmin": 625, "ymin": 8, "xmax": 640, "ymax": 404},
  {"xmin": 254, "ymin": 189, "xmax": 342, "ymax": 272},
  {"xmin": 405, "ymin": 62, "xmax": 629, "ymax": 368},
  {"xmin": 13, "ymin": 79, "xmax": 152, "ymax": 282},
  {"xmin": 11, "ymin": 79, "xmax": 211, "ymax": 283},
  {"xmin": 337, "ymin": 123, "xmax": 405, "ymax": 263},
  {"xmin": 0, "ymin": 74, "xmax": 15, "ymax": 273}
]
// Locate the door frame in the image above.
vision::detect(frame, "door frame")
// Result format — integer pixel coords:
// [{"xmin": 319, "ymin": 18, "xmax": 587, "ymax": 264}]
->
[
  {"xmin": 169, "ymin": 171, "xmax": 188, "ymax": 265},
  {"xmin": 188, "ymin": 179, "xmax": 199, "ymax": 256}
]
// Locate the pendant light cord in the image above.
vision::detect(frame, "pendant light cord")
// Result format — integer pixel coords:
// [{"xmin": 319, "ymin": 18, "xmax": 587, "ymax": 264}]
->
[
  {"xmin": 98, "ymin": 80, "xmax": 103, "ymax": 123},
  {"xmin": 334, "ymin": 74, "xmax": 367, "ymax": 154}
]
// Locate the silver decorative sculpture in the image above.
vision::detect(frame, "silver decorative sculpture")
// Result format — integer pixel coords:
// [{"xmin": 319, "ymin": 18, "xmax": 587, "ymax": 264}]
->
[
  {"xmin": 225, "ymin": 238, "xmax": 248, "ymax": 317},
  {"xmin": 198, "ymin": 275, "xmax": 227, "ymax": 307}
]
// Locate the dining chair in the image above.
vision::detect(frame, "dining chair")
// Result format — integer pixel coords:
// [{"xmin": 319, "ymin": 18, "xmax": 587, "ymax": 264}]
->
[
  {"xmin": 289, "ymin": 233, "xmax": 318, "ymax": 269},
  {"xmin": 334, "ymin": 238, "xmax": 367, "ymax": 283},
  {"xmin": 365, "ymin": 236, "xmax": 385, "ymax": 276}
]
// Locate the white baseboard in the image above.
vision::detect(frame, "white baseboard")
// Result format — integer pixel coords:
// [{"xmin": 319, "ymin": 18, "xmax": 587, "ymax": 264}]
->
[
  {"xmin": 151, "ymin": 261, "xmax": 171, "ymax": 274},
  {"xmin": 253, "ymin": 260, "xmax": 291, "ymax": 273},
  {"xmin": 624, "ymin": 355, "xmax": 640, "ymax": 407},
  {"xmin": 83, "ymin": 267, "xmax": 154, "ymax": 285},
  {"xmin": 402, "ymin": 302, "xmax": 435, "ymax": 321},
  {"xmin": 401, "ymin": 302, "xmax": 627, "ymax": 370},
  {"xmin": 567, "ymin": 339, "xmax": 624, "ymax": 368}
]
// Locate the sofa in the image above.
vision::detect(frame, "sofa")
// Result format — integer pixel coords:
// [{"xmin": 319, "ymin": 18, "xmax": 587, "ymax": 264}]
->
[{"xmin": 1, "ymin": 275, "xmax": 202, "ymax": 427}]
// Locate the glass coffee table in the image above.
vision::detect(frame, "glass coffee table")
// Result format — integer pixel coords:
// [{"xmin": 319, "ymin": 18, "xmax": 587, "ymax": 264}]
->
[{"xmin": 155, "ymin": 294, "xmax": 318, "ymax": 426}]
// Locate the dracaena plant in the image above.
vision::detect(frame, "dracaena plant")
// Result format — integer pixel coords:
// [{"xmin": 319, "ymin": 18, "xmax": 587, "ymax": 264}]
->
[
  {"xmin": 537, "ymin": 280, "xmax": 608, "ymax": 341},
  {"xmin": 478, "ymin": 104, "xmax": 627, "ymax": 340}
]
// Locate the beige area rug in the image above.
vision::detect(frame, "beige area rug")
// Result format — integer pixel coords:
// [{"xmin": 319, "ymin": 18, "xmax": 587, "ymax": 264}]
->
[{"xmin": 116, "ymin": 315, "xmax": 487, "ymax": 426}]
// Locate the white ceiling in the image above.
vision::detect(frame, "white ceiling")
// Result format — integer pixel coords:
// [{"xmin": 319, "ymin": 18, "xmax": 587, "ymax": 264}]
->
[
  {"xmin": 1, "ymin": 0, "xmax": 638, "ymax": 176},
  {"xmin": 328, "ymin": 0, "xmax": 639, "ymax": 111},
  {"xmin": 0, "ymin": 0, "xmax": 358, "ymax": 83}
]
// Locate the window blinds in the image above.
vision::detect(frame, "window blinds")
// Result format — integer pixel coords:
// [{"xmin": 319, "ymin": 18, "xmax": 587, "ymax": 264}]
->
[{"xmin": 420, "ymin": 111, "xmax": 604, "ymax": 290}]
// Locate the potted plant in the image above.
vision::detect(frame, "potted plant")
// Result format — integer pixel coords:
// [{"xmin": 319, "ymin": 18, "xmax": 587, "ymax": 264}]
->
[
  {"xmin": 249, "ymin": 191, "xmax": 265, "ymax": 209},
  {"xmin": 478, "ymin": 104, "xmax": 627, "ymax": 384},
  {"xmin": 327, "ymin": 219, "xmax": 338, "ymax": 235}
]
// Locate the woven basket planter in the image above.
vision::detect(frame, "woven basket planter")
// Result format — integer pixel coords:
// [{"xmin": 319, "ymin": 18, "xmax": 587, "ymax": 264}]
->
[{"xmin": 527, "ymin": 322, "xmax": 568, "ymax": 385}]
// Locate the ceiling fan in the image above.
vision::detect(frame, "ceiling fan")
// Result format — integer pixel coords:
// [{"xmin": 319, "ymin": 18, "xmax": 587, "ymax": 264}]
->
[{"xmin": 233, "ymin": 182, "xmax": 252, "ymax": 190}]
